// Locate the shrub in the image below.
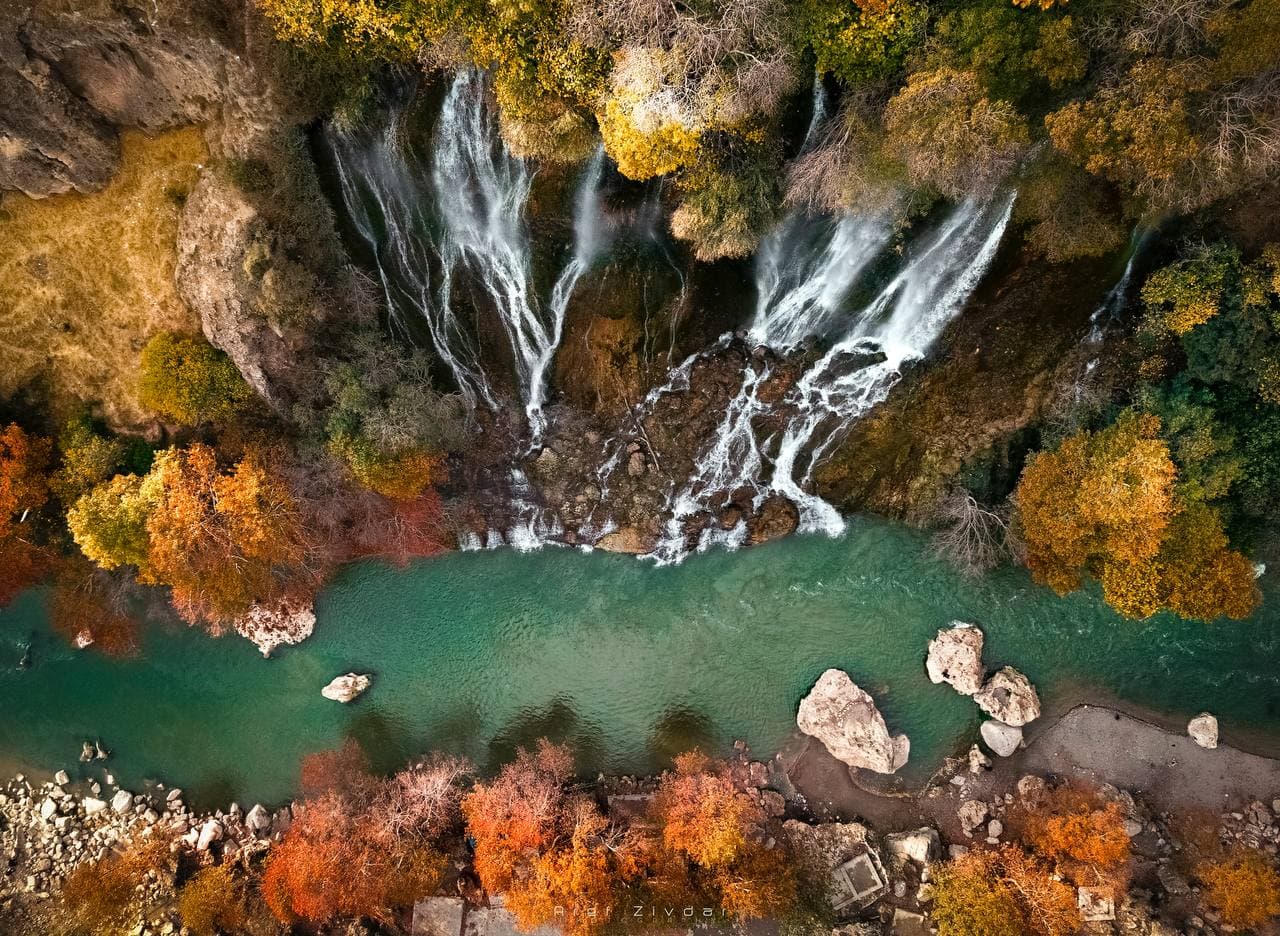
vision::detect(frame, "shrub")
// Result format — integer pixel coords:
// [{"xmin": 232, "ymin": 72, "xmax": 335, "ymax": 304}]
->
[
  {"xmin": 178, "ymin": 865, "xmax": 248, "ymax": 936},
  {"xmin": 1196, "ymin": 847, "xmax": 1280, "ymax": 929},
  {"xmin": 138, "ymin": 332, "xmax": 255, "ymax": 425}
]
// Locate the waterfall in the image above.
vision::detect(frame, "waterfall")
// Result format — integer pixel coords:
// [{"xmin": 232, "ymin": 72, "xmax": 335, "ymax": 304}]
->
[
  {"xmin": 328, "ymin": 71, "xmax": 608, "ymax": 437},
  {"xmin": 1073, "ymin": 227, "xmax": 1150, "ymax": 400},
  {"xmin": 328, "ymin": 100, "xmax": 498, "ymax": 411},
  {"xmin": 647, "ymin": 195, "xmax": 1015, "ymax": 563},
  {"xmin": 534, "ymin": 145, "xmax": 609, "ymax": 439}
]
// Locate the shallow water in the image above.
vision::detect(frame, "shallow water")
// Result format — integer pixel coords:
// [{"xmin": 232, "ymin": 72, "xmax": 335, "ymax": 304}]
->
[{"xmin": 1, "ymin": 519, "xmax": 1278, "ymax": 808}]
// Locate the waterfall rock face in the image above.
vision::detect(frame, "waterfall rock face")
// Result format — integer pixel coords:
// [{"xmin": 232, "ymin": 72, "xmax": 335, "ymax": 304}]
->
[
  {"xmin": 796, "ymin": 668, "xmax": 910, "ymax": 774},
  {"xmin": 1187, "ymin": 712, "xmax": 1219, "ymax": 749},
  {"xmin": 925, "ymin": 623, "xmax": 985, "ymax": 695},
  {"xmin": 974, "ymin": 666, "xmax": 1040, "ymax": 727},
  {"xmin": 321, "ymin": 673, "xmax": 371, "ymax": 703}
]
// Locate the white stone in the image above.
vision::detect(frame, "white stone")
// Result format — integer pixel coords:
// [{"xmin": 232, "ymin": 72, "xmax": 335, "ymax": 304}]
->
[
  {"xmin": 73, "ymin": 629, "xmax": 94, "ymax": 649},
  {"xmin": 796, "ymin": 669, "xmax": 909, "ymax": 774},
  {"xmin": 1188, "ymin": 712, "xmax": 1219, "ymax": 749},
  {"xmin": 196, "ymin": 819, "xmax": 223, "ymax": 851},
  {"xmin": 883, "ymin": 828, "xmax": 940, "ymax": 864},
  {"xmin": 974, "ymin": 667, "xmax": 1041, "ymax": 726},
  {"xmin": 82, "ymin": 797, "xmax": 108, "ymax": 817},
  {"xmin": 321, "ymin": 672, "xmax": 372, "ymax": 703},
  {"xmin": 925, "ymin": 623, "xmax": 985, "ymax": 695},
  {"xmin": 39, "ymin": 798, "xmax": 57, "ymax": 821},
  {"xmin": 110, "ymin": 790, "xmax": 134, "ymax": 814},
  {"xmin": 967, "ymin": 744, "xmax": 992, "ymax": 773},
  {"xmin": 980, "ymin": 719, "xmax": 1024, "ymax": 757},
  {"xmin": 53, "ymin": 770, "xmax": 69, "ymax": 786},
  {"xmin": 987, "ymin": 819, "xmax": 1003, "ymax": 838},
  {"xmin": 245, "ymin": 804, "xmax": 271, "ymax": 833}
]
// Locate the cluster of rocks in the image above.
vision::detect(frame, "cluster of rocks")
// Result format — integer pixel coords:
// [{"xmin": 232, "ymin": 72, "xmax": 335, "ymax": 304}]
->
[
  {"xmin": 926, "ymin": 622, "xmax": 1041, "ymax": 757},
  {"xmin": 0, "ymin": 767, "xmax": 291, "ymax": 922}
]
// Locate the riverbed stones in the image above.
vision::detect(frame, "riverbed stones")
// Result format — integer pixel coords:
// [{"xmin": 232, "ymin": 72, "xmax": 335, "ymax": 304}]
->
[
  {"xmin": 974, "ymin": 667, "xmax": 1040, "ymax": 726},
  {"xmin": 196, "ymin": 818, "xmax": 223, "ymax": 851},
  {"xmin": 235, "ymin": 598, "xmax": 316, "ymax": 657},
  {"xmin": 321, "ymin": 673, "xmax": 372, "ymax": 703},
  {"xmin": 980, "ymin": 719, "xmax": 1024, "ymax": 757},
  {"xmin": 925, "ymin": 623, "xmax": 984, "ymax": 695},
  {"xmin": 82, "ymin": 797, "xmax": 107, "ymax": 817},
  {"xmin": 110, "ymin": 789, "xmax": 133, "ymax": 814},
  {"xmin": 1188, "ymin": 712, "xmax": 1219, "ymax": 749},
  {"xmin": 245, "ymin": 803, "xmax": 271, "ymax": 834},
  {"xmin": 883, "ymin": 828, "xmax": 940, "ymax": 865},
  {"xmin": 796, "ymin": 669, "xmax": 910, "ymax": 774},
  {"xmin": 957, "ymin": 799, "xmax": 988, "ymax": 836},
  {"xmin": 412, "ymin": 895, "xmax": 465, "ymax": 936}
]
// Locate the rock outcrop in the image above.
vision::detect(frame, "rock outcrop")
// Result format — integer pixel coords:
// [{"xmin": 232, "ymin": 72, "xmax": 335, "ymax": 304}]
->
[
  {"xmin": 1187, "ymin": 712, "xmax": 1219, "ymax": 749},
  {"xmin": 796, "ymin": 669, "xmax": 910, "ymax": 774},
  {"xmin": 974, "ymin": 666, "xmax": 1041, "ymax": 727},
  {"xmin": 234, "ymin": 599, "xmax": 316, "ymax": 657},
  {"xmin": 321, "ymin": 673, "xmax": 372, "ymax": 703},
  {"xmin": 925, "ymin": 622, "xmax": 984, "ymax": 695}
]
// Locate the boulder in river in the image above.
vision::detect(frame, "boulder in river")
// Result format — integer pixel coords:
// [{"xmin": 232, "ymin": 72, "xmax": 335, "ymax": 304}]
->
[
  {"xmin": 321, "ymin": 673, "xmax": 372, "ymax": 703},
  {"xmin": 925, "ymin": 622, "xmax": 984, "ymax": 695},
  {"xmin": 980, "ymin": 719, "xmax": 1024, "ymax": 757},
  {"xmin": 796, "ymin": 668, "xmax": 910, "ymax": 774},
  {"xmin": 974, "ymin": 666, "xmax": 1040, "ymax": 726},
  {"xmin": 1187, "ymin": 712, "xmax": 1219, "ymax": 749},
  {"xmin": 235, "ymin": 598, "xmax": 316, "ymax": 657}
]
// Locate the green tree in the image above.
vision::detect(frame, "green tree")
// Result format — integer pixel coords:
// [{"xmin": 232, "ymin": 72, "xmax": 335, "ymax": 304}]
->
[{"xmin": 138, "ymin": 332, "xmax": 254, "ymax": 425}]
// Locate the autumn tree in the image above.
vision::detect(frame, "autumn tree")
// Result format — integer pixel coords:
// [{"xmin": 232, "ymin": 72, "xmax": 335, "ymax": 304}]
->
[
  {"xmin": 461, "ymin": 739, "xmax": 577, "ymax": 894},
  {"xmin": 648, "ymin": 751, "xmax": 796, "ymax": 921},
  {"xmin": 883, "ymin": 68, "xmax": 1030, "ymax": 199},
  {"xmin": 177, "ymin": 865, "xmax": 250, "ymax": 936},
  {"xmin": 1015, "ymin": 783, "xmax": 1131, "ymax": 896},
  {"xmin": 138, "ymin": 332, "xmax": 255, "ymax": 425},
  {"xmin": 50, "ymin": 559, "xmax": 140, "ymax": 657},
  {"xmin": 932, "ymin": 845, "xmax": 1078, "ymax": 936},
  {"xmin": 0, "ymin": 423, "xmax": 52, "ymax": 606},
  {"xmin": 1015, "ymin": 412, "xmax": 1176, "ymax": 595},
  {"xmin": 372, "ymin": 752, "xmax": 474, "ymax": 843},
  {"xmin": 56, "ymin": 835, "xmax": 173, "ymax": 936},
  {"xmin": 1196, "ymin": 846, "xmax": 1280, "ymax": 929},
  {"xmin": 51, "ymin": 413, "xmax": 134, "ymax": 504}
]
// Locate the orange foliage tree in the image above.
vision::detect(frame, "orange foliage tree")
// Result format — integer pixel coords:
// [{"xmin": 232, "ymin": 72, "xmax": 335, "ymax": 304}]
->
[
  {"xmin": 932, "ymin": 845, "xmax": 1078, "ymax": 936},
  {"xmin": 648, "ymin": 751, "xmax": 796, "ymax": 922},
  {"xmin": 49, "ymin": 560, "xmax": 140, "ymax": 657},
  {"xmin": 140, "ymin": 444, "xmax": 309, "ymax": 627},
  {"xmin": 1196, "ymin": 847, "xmax": 1280, "ymax": 929},
  {"xmin": 1017, "ymin": 782, "xmax": 1131, "ymax": 895},
  {"xmin": 0, "ymin": 423, "xmax": 52, "ymax": 605}
]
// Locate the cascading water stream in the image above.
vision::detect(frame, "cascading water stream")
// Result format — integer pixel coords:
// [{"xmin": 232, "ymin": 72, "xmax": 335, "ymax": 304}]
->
[
  {"xmin": 329, "ymin": 70, "xmax": 608, "ymax": 438},
  {"xmin": 646, "ymin": 195, "xmax": 1015, "ymax": 563}
]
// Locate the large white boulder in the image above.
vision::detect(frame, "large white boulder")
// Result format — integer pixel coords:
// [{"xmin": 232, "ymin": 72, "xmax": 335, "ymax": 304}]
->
[
  {"xmin": 925, "ymin": 623, "xmax": 985, "ymax": 696},
  {"xmin": 110, "ymin": 789, "xmax": 134, "ymax": 814},
  {"xmin": 82, "ymin": 797, "xmax": 108, "ymax": 817},
  {"xmin": 245, "ymin": 803, "xmax": 272, "ymax": 833},
  {"xmin": 797, "ymin": 669, "xmax": 910, "ymax": 774},
  {"xmin": 1188, "ymin": 712, "xmax": 1219, "ymax": 749},
  {"xmin": 321, "ymin": 673, "xmax": 371, "ymax": 703},
  {"xmin": 980, "ymin": 719, "xmax": 1024, "ymax": 757},
  {"xmin": 196, "ymin": 818, "xmax": 223, "ymax": 851},
  {"xmin": 974, "ymin": 666, "xmax": 1041, "ymax": 726},
  {"xmin": 883, "ymin": 828, "xmax": 940, "ymax": 864}
]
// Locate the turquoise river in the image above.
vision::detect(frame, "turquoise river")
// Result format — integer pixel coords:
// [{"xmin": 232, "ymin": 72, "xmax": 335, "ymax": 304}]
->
[{"xmin": 2, "ymin": 518, "xmax": 1279, "ymax": 808}]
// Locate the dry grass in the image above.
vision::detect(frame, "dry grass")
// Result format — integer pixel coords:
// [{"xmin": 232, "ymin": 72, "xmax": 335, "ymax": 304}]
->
[{"xmin": 0, "ymin": 127, "xmax": 207, "ymax": 427}]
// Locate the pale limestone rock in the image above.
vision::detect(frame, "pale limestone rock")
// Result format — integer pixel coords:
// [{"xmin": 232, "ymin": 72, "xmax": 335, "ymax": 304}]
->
[
  {"xmin": 1188, "ymin": 712, "xmax": 1219, "ymax": 749},
  {"xmin": 234, "ymin": 599, "xmax": 316, "ymax": 657},
  {"xmin": 925, "ymin": 623, "xmax": 984, "ymax": 695},
  {"xmin": 321, "ymin": 673, "xmax": 371, "ymax": 703},
  {"xmin": 980, "ymin": 719, "xmax": 1024, "ymax": 757},
  {"xmin": 974, "ymin": 667, "xmax": 1040, "ymax": 726},
  {"xmin": 797, "ymin": 669, "xmax": 909, "ymax": 774}
]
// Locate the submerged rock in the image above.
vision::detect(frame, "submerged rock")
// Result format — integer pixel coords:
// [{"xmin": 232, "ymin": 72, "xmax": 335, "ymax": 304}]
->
[
  {"xmin": 321, "ymin": 673, "xmax": 371, "ymax": 703},
  {"xmin": 796, "ymin": 668, "xmax": 910, "ymax": 774},
  {"xmin": 974, "ymin": 666, "xmax": 1040, "ymax": 726},
  {"xmin": 925, "ymin": 622, "xmax": 984, "ymax": 695},
  {"xmin": 1187, "ymin": 712, "xmax": 1219, "ymax": 749},
  {"xmin": 234, "ymin": 599, "xmax": 316, "ymax": 657},
  {"xmin": 980, "ymin": 719, "xmax": 1023, "ymax": 757}
]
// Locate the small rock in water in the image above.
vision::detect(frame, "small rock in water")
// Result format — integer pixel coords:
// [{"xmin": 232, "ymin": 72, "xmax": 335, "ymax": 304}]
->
[
  {"xmin": 53, "ymin": 770, "xmax": 69, "ymax": 786},
  {"xmin": 1188, "ymin": 712, "xmax": 1218, "ymax": 749},
  {"xmin": 94, "ymin": 741, "xmax": 109, "ymax": 760},
  {"xmin": 79, "ymin": 742, "xmax": 94, "ymax": 763},
  {"xmin": 321, "ymin": 673, "xmax": 372, "ymax": 703}
]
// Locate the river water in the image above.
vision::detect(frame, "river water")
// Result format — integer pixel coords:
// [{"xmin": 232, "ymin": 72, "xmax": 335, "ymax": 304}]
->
[{"xmin": 1, "ymin": 520, "xmax": 1277, "ymax": 808}]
